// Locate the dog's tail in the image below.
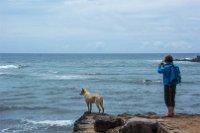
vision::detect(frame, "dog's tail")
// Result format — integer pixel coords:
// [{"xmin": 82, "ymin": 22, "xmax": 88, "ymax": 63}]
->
[{"xmin": 100, "ymin": 97, "xmax": 104, "ymax": 113}]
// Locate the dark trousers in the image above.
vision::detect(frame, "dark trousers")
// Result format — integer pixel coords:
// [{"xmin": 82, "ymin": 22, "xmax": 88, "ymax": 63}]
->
[{"xmin": 164, "ymin": 85, "xmax": 176, "ymax": 107}]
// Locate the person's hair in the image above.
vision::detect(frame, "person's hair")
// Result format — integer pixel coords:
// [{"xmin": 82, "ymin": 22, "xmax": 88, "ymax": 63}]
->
[{"xmin": 164, "ymin": 55, "xmax": 173, "ymax": 62}]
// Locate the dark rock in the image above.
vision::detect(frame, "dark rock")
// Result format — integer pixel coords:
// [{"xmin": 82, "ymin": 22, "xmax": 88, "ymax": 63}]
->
[
  {"xmin": 94, "ymin": 117, "xmax": 125, "ymax": 132},
  {"xmin": 174, "ymin": 56, "xmax": 200, "ymax": 62},
  {"xmin": 120, "ymin": 117, "xmax": 157, "ymax": 133},
  {"xmin": 191, "ymin": 56, "xmax": 200, "ymax": 62}
]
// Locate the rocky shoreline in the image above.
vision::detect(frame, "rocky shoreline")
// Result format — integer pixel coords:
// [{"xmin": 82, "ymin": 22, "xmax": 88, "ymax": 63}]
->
[
  {"xmin": 174, "ymin": 56, "xmax": 200, "ymax": 62},
  {"xmin": 73, "ymin": 112, "xmax": 200, "ymax": 133}
]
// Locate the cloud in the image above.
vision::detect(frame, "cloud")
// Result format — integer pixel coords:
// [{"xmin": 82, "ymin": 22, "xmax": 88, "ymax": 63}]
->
[
  {"xmin": 86, "ymin": 41, "xmax": 106, "ymax": 51},
  {"xmin": 62, "ymin": 0, "xmax": 200, "ymax": 14},
  {"xmin": 0, "ymin": 0, "xmax": 200, "ymax": 53},
  {"xmin": 167, "ymin": 41, "xmax": 192, "ymax": 49},
  {"xmin": 142, "ymin": 40, "xmax": 195, "ymax": 52},
  {"xmin": 143, "ymin": 41, "xmax": 163, "ymax": 47}
]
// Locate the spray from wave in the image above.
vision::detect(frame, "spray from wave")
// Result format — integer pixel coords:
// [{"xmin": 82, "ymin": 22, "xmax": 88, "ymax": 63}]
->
[
  {"xmin": 0, "ymin": 64, "xmax": 28, "ymax": 69},
  {"xmin": 23, "ymin": 119, "xmax": 74, "ymax": 127},
  {"xmin": 0, "ymin": 65, "xmax": 19, "ymax": 69},
  {"xmin": 142, "ymin": 79, "xmax": 162, "ymax": 84}
]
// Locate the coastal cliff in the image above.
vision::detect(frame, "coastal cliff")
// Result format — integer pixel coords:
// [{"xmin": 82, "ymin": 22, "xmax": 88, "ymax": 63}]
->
[{"xmin": 73, "ymin": 112, "xmax": 200, "ymax": 133}]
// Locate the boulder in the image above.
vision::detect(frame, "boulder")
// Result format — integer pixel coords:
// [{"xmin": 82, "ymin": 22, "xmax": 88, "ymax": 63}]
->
[
  {"xmin": 94, "ymin": 117, "xmax": 125, "ymax": 132},
  {"xmin": 191, "ymin": 56, "xmax": 200, "ymax": 62},
  {"xmin": 120, "ymin": 117, "xmax": 157, "ymax": 133}
]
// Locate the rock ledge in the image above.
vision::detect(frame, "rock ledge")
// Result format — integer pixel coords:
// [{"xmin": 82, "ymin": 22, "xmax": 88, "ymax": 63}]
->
[{"xmin": 73, "ymin": 112, "xmax": 184, "ymax": 133}]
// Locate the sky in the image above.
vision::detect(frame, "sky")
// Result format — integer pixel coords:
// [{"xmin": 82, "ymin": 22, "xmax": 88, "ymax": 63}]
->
[{"xmin": 0, "ymin": 0, "xmax": 200, "ymax": 53}]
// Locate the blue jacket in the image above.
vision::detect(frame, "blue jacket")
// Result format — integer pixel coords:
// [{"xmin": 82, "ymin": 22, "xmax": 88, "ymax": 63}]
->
[{"xmin": 158, "ymin": 62, "xmax": 180, "ymax": 85}]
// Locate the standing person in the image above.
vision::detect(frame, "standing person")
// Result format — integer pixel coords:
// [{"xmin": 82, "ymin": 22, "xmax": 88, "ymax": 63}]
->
[{"xmin": 158, "ymin": 55, "xmax": 181, "ymax": 117}]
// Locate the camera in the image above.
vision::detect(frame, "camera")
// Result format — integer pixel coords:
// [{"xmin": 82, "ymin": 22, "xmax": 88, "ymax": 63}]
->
[{"xmin": 160, "ymin": 61, "xmax": 165, "ymax": 66}]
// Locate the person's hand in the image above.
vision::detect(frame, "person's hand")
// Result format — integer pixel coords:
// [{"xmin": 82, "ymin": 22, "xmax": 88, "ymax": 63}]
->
[{"xmin": 160, "ymin": 62, "xmax": 164, "ymax": 66}]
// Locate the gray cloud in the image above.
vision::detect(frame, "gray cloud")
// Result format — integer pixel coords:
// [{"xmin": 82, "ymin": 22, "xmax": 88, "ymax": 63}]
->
[{"xmin": 0, "ymin": 0, "xmax": 200, "ymax": 53}]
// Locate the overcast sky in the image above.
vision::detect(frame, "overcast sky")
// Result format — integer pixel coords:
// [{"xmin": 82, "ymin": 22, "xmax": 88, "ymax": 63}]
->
[{"xmin": 0, "ymin": 0, "xmax": 200, "ymax": 53}]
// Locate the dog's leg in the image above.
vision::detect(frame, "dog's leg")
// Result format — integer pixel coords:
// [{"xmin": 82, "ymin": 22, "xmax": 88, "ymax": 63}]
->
[
  {"xmin": 101, "ymin": 105, "xmax": 104, "ymax": 114},
  {"xmin": 89, "ymin": 103, "xmax": 92, "ymax": 113},
  {"xmin": 100, "ymin": 99, "xmax": 104, "ymax": 113},
  {"xmin": 86, "ymin": 102, "xmax": 90, "ymax": 113},
  {"xmin": 96, "ymin": 103, "xmax": 101, "ymax": 113}
]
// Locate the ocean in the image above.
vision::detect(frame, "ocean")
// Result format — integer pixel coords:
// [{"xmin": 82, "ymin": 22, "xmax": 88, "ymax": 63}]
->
[{"xmin": 0, "ymin": 53, "xmax": 200, "ymax": 133}]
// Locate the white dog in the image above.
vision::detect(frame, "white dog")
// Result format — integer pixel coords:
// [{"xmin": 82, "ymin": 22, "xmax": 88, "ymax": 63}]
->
[{"xmin": 80, "ymin": 88, "xmax": 104, "ymax": 113}]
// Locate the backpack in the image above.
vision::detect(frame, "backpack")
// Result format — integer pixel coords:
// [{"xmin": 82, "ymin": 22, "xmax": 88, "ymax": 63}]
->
[{"xmin": 169, "ymin": 65, "xmax": 181, "ymax": 85}]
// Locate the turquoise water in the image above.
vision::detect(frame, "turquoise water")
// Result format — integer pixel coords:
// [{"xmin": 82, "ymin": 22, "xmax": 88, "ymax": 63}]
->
[{"xmin": 0, "ymin": 53, "xmax": 200, "ymax": 133}]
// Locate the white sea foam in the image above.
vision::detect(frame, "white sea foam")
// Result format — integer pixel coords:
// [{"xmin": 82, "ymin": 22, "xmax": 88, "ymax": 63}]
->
[
  {"xmin": 142, "ymin": 79, "xmax": 162, "ymax": 84},
  {"xmin": 55, "ymin": 75, "xmax": 84, "ymax": 80},
  {"xmin": 185, "ymin": 57, "xmax": 192, "ymax": 60},
  {"xmin": 1, "ymin": 120, "xmax": 74, "ymax": 133},
  {"xmin": 24, "ymin": 119, "xmax": 74, "ymax": 127},
  {"xmin": 1, "ymin": 128, "xmax": 9, "ymax": 133},
  {"xmin": 0, "ymin": 65, "xmax": 19, "ymax": 69},
  {"xmin": 38, "ymin": 73, "xmax": 88, "ymax": 80},
  {"xmin": 146, "ymin": 60, "xmax": 162, "ymax": 63},
  {"xmin": 52, "ymin": 71, "xmax": 59, "ymax": 74}
]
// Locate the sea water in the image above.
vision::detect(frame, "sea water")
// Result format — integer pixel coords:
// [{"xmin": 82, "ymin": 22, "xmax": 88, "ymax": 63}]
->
[{"xmin": 0, "ymin": 53, "xmax": 200, "ymax": 133}]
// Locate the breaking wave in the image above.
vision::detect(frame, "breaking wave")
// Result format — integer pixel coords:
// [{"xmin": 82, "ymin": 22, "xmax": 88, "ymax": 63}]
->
[
  {"xmin": 85, "ymin": 72, "xmax": 120, "ymax": 75},
  {"xmin": 23, "ymin": 119, "xmax": 74, "ymax": 127},
  {"xmin": 0, "ymin": 64, "xmax": 28, "ymax": 69},
  {"xmin": 46, "ymin": 74, "xmax": 88, "ymax": 80},
  {"xmin": 0, "ymin": 105, "xmax": 53, "ymax": 112},
  {"xmin": 1, "ymin": 119, "xmax": 74, "ymax": 133},
  {"xmin": 142, "ymin": 79, "xmax": 162, "ymax": 84},
  {"xmin": 0, "ymin": 65, "xmax": 19, "ymax": 69}
]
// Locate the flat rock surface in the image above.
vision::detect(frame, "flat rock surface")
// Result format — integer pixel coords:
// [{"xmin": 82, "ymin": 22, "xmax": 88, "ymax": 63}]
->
[
  {"xmin": 162, "ymin": 114, "xmax": 200, "ymax": 133},
  {"xmin": 73, "ymin": 112, "xmax": 200, "ymax": 133}
]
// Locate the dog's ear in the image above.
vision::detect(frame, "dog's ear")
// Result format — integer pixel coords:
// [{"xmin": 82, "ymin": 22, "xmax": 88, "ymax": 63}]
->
[{"xmin": 81, "ymin": 88, "xmax": 85, "ymax": 93}]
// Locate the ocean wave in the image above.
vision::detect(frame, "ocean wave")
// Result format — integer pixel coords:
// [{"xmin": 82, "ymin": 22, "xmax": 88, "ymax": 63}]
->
[
  {"xmin": 0, "ymin": 65, "xmax": 19, "ymax": 69},
  {"xmin": 0, "ymin": 105, "xmax": 53, "ymax": 111},
  {"xmin": 146, "ymin": 60, "xmax": 161, "ymax": 63},
  {"xmin": 54, "ymin": 75, "xmax": 87, "ymax": 80},
  {"xmin": 0, "ymin": 64, "xmax": 28, "ymax": 69},
  {"xmin": 40, "ymin": 73, "xmax": 90, "ymax": 80},
  {"xmin": 45, "ymin": 73, "xmax": 120, "ymax": 80},
  {"xmin": 92, "ymin": 78, "xmax": 163, "ymax": 85},
  {"xmin": 85, "ymin": 72, "xmax": 119, "ymax": 75},
  {"xmin": 23, "ymin": 119, "xmax": 74, "ymax": 127},
  {"xmin": 1, "ymin": 119, "xmax": 74, "ymax": 133},
  {"xmin": 142, "ymin": 79, "xmax": 162, "ymax": 84},
  {"xmin": 51, "ymin": 71, "xmax": 59, "ymax": 74},
  {"xmin": 0, "ymin": 72, "xmax": 5, "ymax": 75},
  {"xmin": 0, "ymin": 73, "xmax": 26, "ymax": 78}
]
